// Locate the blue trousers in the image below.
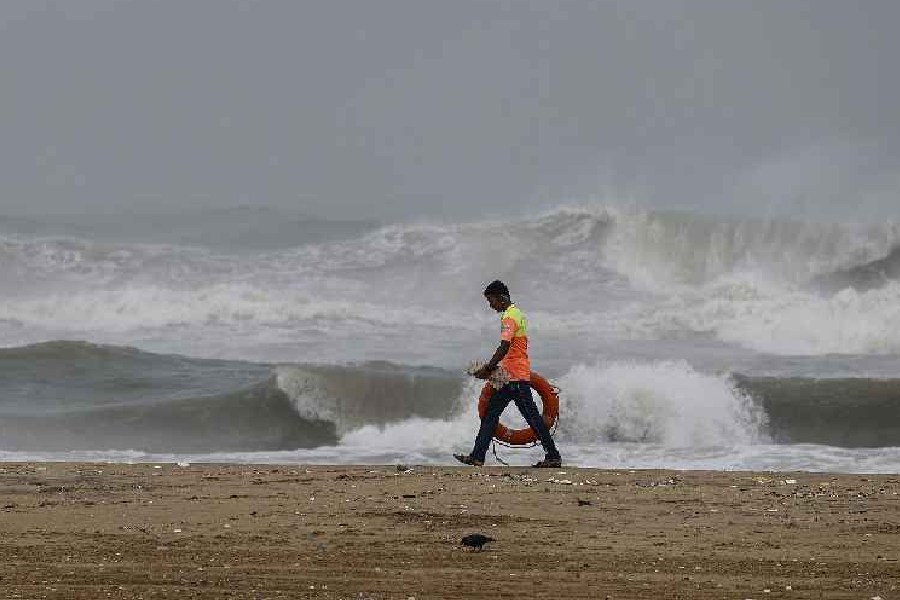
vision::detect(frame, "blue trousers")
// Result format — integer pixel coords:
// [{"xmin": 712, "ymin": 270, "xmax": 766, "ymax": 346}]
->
[{"xmin": 471, "ymin": 380, "xmax": 561, "ymax": 462}]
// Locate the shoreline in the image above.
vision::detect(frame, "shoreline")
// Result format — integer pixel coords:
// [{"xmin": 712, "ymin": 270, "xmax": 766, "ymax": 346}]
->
[{"xmin": 1, "ymin": 462, "xmax": 898, "ymax": 599}]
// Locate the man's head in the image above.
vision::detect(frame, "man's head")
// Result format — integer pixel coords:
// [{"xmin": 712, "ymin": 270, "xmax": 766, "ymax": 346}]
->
[{"xmin": 483, "ymin": 280, "xmax": 511, "ymax": 313}]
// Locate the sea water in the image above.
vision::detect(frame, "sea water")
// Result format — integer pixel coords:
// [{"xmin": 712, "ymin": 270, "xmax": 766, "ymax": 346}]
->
[{"xmin": 2, "ymin": 204, "xmax": 900, "ymax": 473}]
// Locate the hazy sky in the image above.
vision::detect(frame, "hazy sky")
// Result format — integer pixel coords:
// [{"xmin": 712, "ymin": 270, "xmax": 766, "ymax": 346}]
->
[{"xmin": 1, "ymin": 1, "xmax": 898, "ymax": 221}]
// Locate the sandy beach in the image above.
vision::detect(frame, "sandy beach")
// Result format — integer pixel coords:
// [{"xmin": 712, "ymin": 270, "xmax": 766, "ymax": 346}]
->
[{"xmin": 0, "ymin": 463, "xmax": 898, "ymax": 599}]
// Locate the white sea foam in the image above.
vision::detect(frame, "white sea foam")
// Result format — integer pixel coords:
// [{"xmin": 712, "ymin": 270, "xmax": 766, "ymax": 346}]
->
[
  {"xmin": 275, "ymin": 366, "xmax": 345, "ymax": 427},
  {"xmin": 336, "ymin": 379, "xmax": 483, "ymax": 452},
  {"xmin": 556, "ymin": 360, "xmax": 766, "ymax": 447}
]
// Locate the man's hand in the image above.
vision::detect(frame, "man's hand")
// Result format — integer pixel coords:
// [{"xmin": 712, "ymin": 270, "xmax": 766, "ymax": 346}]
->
[
  {"xmin": 472, "ymin": 365, "xmax": 495, "ymax": 380},
  {"xmin": 468, "ymin": 342, "xmax": 510, "ymax": 381}
]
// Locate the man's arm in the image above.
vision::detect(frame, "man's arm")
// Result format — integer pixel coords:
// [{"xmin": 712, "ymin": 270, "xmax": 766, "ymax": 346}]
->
[{"xmin": 473, "ymin": 341, "xmax": 510, "ymax": 379}]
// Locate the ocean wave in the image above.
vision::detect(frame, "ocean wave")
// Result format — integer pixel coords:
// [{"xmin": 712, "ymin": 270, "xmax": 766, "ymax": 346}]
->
[
  {"xmin": 619, "ymin": 280, "xmax": 900, "ymax": 355},
  {"xmin": 598, "ymin": 208, "xmax": 900, "ymax": 289},
  {"xmin": 340, "ymin": 360, "xmax": 900, "ymax": 452},
  {"xmin": 5, "ymin": 205, "xmax": 900, "ymax": 290},
  {"xmin": 813, "ymin": 245, "xmax": 900, "ymax": 292},
  {"xmin": 4, "ymin": 205, "xmax": 900, "ymax": 359},
  {"xmin": 0, "ymin": 285, "xmax": 479, "ymax": 335},
  {"xmin": 337, "ymin": 360, "xmax": 766, "ymax": 456},
  {"xmin": 274, "ymin": 363, "xmax": 464, "ymax": 434},
  {"xmin": 555, "ymin": 360, "xmax": 766, "ymax": 446},
  {"xmin": 735, "ymin": 375, "xmax": 900, "ymax": 447},
  {"xmin": 1, "ymin": 343, "xmax": 898, "ymax": 453},
  {"xmin": 0, "ymin": 378, "xmax": 338, "ymax": 453},
  {"xmin": 0, "ymin": 342, "xmax": 464, "ymax": 452}
]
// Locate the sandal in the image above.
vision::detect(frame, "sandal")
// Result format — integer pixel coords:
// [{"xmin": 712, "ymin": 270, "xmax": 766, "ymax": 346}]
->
[
  {"xmin": 532, "ymin": 457, "xmax": 562, "ymax": 468},
  {"xmin": 453, "ymin": 453, "xmax": 484, "ymax": 467}
]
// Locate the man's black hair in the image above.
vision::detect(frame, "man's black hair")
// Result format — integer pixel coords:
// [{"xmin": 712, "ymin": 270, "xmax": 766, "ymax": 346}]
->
[{"xmin": 483, "ymin": 280, "xmax": 510, "ymax": 297}]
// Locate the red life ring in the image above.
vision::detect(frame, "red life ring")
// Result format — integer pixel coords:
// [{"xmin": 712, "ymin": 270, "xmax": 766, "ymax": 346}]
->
[{"xmin": 477, "ymin": 372, "xmax": 559, "ymax": 446}]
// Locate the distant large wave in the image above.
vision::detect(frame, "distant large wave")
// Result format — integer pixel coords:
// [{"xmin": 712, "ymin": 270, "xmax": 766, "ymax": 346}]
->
[
  {"xmin": 6, "ymin": 205, "xmax": 900, "ymax": 287},
  {"xmin": 3, "ymin": 205, "xmax": 900, "ymax": 358}
]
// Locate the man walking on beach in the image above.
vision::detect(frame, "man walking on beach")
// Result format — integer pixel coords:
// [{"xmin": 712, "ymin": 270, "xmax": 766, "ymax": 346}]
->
[{"xmin": 455, "ymin": 280, "xmax": 563, "ymax": 468}]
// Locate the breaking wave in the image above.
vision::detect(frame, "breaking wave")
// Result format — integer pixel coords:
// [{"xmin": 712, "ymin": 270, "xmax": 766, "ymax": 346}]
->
[
  {"xmin": 1, "ymin": 342, "xmax": 899, "ymax": 455},
  {"xmin": 0, "ymin": 342, "xmax": 462, "ymax": 453}
]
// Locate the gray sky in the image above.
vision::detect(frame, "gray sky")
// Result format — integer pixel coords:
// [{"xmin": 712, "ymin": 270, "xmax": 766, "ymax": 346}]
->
[{"xmin": 1, "ymin": 0, "xmax": 898, "ymax": 221}]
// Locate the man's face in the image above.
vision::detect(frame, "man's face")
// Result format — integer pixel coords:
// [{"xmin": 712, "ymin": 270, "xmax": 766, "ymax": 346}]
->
[{"xmin": 485, "ymin": 294, "xmax": 504, "ymax": 313}]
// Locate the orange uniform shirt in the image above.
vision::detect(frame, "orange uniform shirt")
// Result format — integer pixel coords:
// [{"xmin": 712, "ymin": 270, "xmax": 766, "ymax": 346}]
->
[{"xmin": 499, "ymin": 304, "xmax": 530, "ymax": 381}]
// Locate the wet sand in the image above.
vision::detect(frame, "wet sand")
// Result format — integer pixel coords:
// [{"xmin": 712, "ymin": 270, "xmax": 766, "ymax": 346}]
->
[{"xmin": 1, "ymin": 463, "xmax": 898, "ymax": 599}]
